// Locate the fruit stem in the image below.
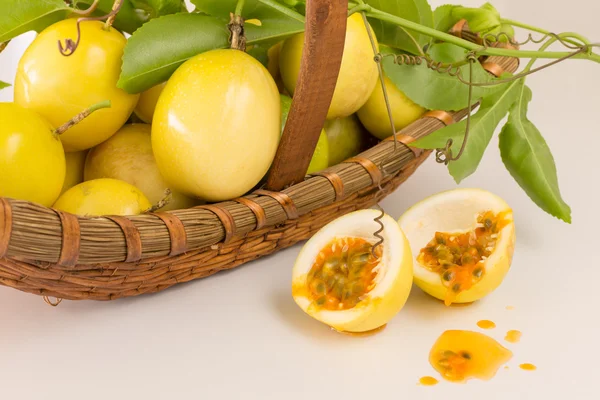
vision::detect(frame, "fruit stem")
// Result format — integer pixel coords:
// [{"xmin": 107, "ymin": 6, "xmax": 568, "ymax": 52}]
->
[
  {"xmin": 0, "ymin": 40, "xmax": 9, "ymax": 53},
  {"xmin": 104, "ymin": 0, "xmax": 124, "ymax": 30},
  {"xmin": 228, "ymin": 13, "xmax": 246, "ymax": 51},
  {"xmin": 235, "ymin": 0, "xmax": 246, "ymax": 16},
  {"xmin": 71, "ymin": 0, "xmax": 100, "ymax": 16},
  {"xmin": 145, "ymin": 189, "xmax": 172, "ymax": 213},
  {"xmin": 54, "ymin": 100, "xmax": 111, "ymax": 135}
]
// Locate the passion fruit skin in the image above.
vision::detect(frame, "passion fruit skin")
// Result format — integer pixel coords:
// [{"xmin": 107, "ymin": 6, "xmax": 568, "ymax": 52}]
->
[
  {"xmin": 152, "ymin": 49, "xmax": 281, "ymax": 202},
  {"xmin": 84, "ymin": 124, "xmax": 197, "ymax": 211},
  {"xmin": 292, "ymin": 209, "xmax": 414, "ymax": 333},
  {"xmin": 324, "ymin": 114, "xmax": 368, "ymax": 166},
  {"xmin": 0, "ymin": 103, "xmax": 65, "ymax": 207},
  {"xmin": 14, "ymin": 19, "xmax": 139, "ymax": 152},
  {"xmin": 53, "ymin": 178, "xmax": 152, "ymax": 217},
  {"xmin": 279, "ymin": 13, "xmax": 379, "ymax": 119},
  {"xmin": 134, "ymin": 83, "xmax": 166, "ymax": 123},
  {"xmin": 357, "ymin": 76, "xmax": 426, "ymax": 140},
  {"xmin": 398, "ymin": 188, "xmax": 516, "ymax": 304},
  {"xmin": 61, "ymin": 150, "xmax": 88, "ymax": 195}
]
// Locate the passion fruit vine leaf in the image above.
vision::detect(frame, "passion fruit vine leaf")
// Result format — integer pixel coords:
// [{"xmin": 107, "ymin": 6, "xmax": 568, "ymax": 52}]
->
[
  {"xmin": 433, "ymin": 4, "xmax": 458, "ymax": 33},
  {"xmin": 499, "ymin": 82, "xmax": 572, "ymax": 223},
  {"xmin": 412, "ymin": 77, "xmax": 521, "ymax": 183},
  {"xmin": 75, "ymin": 0, "xmax": 172, "ymax": 34},
  {"xmin": 363, "ymin": 0, "xmax": 434, "ymax": 54},
  {"xmin": 383, "ymin": 43, "xmax": 501, "ymax": 111},
  {"xmin": 192, "ymin": 0, "xmax": 305, "ymax": 45},
  {"xmin": 129, "ymin": 0, "xmax": 188, "ymax": 19},
  {"xmin": 0, "ymin": 0, "xmax": 70, "ymax": 42},
  {"xmin": 118, "ymin": 11, "xmax": 303, "ymax": 93},
  {"xmin": 0, "ymin": 81, "xmax": 10, "ymax": 91}
]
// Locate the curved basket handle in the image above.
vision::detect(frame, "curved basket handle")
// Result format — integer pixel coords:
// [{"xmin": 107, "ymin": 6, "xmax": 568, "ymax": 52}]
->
[{"xmin": 265, "ymin": 0, "xmax": 348, "ymax": 191}]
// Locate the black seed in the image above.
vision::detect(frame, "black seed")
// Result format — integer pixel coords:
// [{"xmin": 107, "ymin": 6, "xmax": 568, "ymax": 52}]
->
[
  {"xmin": 473, "ymin": 268, "xmax": 483, "ymax": 278},
  {"xmin": 316, "ymin": 296, "xmax": 326, "ymax": 306},
  {"xmin": 436, "ymin": 236, "xmax": 446, "ymax": 245},
  {"xmin": 443, "ymin": 270, "xmax": 454, "ymax": 282},
  {"xmin": 316, "ymin": 282, "xmax": 326, "ymax": 295},
  {"xmin": 452, "ymin": 283, "xmax": 461, "ymax": 292},
  {"xmin": 484, "ymin": 219, "xmax": 492, "ymax": 229},
  {"xmin": 461, "ymin": 351, "xmax": 472, "ymax": 360}
]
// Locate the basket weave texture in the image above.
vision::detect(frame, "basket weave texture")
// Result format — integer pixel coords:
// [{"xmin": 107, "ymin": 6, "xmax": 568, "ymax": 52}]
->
[{"xmin": 0, "ymin": 0, "xmax": 519, "ymax": 301}]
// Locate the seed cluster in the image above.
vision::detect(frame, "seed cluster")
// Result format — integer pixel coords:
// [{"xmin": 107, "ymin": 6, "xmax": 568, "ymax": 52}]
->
[
  {"xmin": 434, "ymin": 350, "xmax": 473, "ymax": 381},
  {"xmin": 417, "ymin": 210, "xmax": 509, "ymax": 305},
  {"xmin": 307, "ymin": 237, "xmax": 381, "ymax": 310}
]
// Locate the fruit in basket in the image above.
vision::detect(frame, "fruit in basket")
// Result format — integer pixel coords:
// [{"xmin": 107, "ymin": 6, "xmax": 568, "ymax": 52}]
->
[
  {"xmin": 324, "ymin": 114, "xmax": 369, "ymax": 166},
  {"xmin": 152, "ymin": 49, "xmax": 280, "ymax": 202},
  {"xmin": 53, "ymin": 178, "xmax": 152, "ymax": 217},
  {"xmin": 61, "ymin": 150, "xmax": 88, "ymax": 195},
  {"xmin": 357, "ymin": 76, "xmax": 426, "ymax": 140},
  {"xmin": 133, "ymin": 83, "xmax": 166, "ymax": 123},
  {"xmin": 14, "ymin": 19, "xmax": 139, "ymax": 152},
  {"xmin": 267, "ymin": 42, "xmax": 286, "ymax": 93},
  {"xmin": 280, "ymin": 95, "xmax": 329, "ymax": 174},
  {"xmin": 398, "ymin": 188, "xmax": 515, "ymax": 306},
  {"xmin": 0, "ymin": 103, "xmax": 65, "ymax": 207},
  {"xmin": 279, "ymin": 13, "xmax": 379, "ymax": 119},
  {"xmin": 84, "ymin": 124, "xmax": 197, "ymax": 211},
  {"xmin": 292, "ymin": 209, "xmax": 413, "ymax": 333}
]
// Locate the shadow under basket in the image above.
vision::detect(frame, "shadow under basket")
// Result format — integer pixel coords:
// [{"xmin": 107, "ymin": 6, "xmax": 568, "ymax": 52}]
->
[{"xmin": 0, "ymin": 1, "xmax": 519, "ymax": 302}]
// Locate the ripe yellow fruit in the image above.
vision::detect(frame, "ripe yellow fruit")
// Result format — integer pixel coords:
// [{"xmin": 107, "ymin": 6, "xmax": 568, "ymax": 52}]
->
[
  {"xmin": 84, "ymin": 124, "xmax": 197, "ymax": 211},
  {"xmin": 53, "ymin": 178, "xmax": 152, "ymax": 217},
  {"xmin": 14, "ymin": 19, "xmax": 139, "ymax": 152},
  {"xmin": 61, "ymin": 150, "xmax": 88, "ymax": 195},
  {"xmin": 357, "ymin": 76, "xmax": 426, "ymax": 140},
  {"xmin": 0, "ymin": 103, "xmax": 65, "ymax": 206},
  {"xmin": 324, "ymin": 114, "xmax": 367, "ymax": 165},
  {"xmin": 292, "ymin": 209, "xmax": 413, "ymax": 333},
  {"xmin": 398, "ymin": 188, "xmax": 515, "ymax": 305},
  {"xmin": 279, "ymin": 13, "xmax": 379, "ymax": 119},
  {"xmin": 152, "ymin": 49, "xmax": 280, "ymax": 202},
  {"xmin": 134, "ymin": 83, "xmax": 166, "ymax": 123}
]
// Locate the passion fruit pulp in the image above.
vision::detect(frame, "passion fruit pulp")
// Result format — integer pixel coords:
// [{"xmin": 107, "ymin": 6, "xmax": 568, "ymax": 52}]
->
[
  {"xmin": 292, "ymin": 209, "xmax": 413, "ymax": 333},
  {"xmin": 398, "ymin": 188, "xmax": 515, "ymax": 305}
]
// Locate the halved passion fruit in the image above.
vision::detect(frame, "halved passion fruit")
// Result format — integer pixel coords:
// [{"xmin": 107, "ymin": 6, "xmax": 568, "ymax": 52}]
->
[
  {"xmin": 398, "ymin": 189, "xmax": 515, "ymax": 306},
  {"xmin": 292, "ymin": 209, "xmax": 413, "ymax": 333}
]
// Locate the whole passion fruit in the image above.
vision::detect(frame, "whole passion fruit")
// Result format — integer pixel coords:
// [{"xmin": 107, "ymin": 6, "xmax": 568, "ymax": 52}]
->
[
  {"xmin": 152, "ymin": 49, "xmax": 280, "ymax": 202},
  {"xmin": 14, "ymin": 19, "xmax": 139, "ymax": 152},
  {"xmin": 398, "ymin": 188, "xmax": 515, "ymax": 306},
  {"xmin": 61, "ymin": 150, "xmax": 88, "ymax": 195},
  {"xmin": 292, "ymin": 209, "xmax": 413, "ymax": 333},
  {"xmin": 279, "ymin": 13, "xmax": 379, "ymax": 119}
]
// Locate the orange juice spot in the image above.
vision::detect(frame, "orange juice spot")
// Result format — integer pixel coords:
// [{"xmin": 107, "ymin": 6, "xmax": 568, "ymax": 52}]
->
[
  {"xmin": 504, "ymin": 365, "xmax": 509, "ymax": 370},
  {"xmin": 419, "ymin": 376, "xmax": 439, "ymax": 386},
  {"xmin": 417, "ymin": 210, "xmax": 511, "ymax": 305},
  {"xmin": 304, "ymin": 237, "xmax": 381, "ymax": 311},
  {"xmin": 429, "ymin": 330, "xmax": 512, "ymax": 383},
  {"xmin": 506, "ymin": 305, "xmax": 515, "ymax": 310},
  {"xmin": 505, "ymin": 330, "xmax": 522, "ymax": 343},
  {"xmin": 520, "ymin": 363, "xmax": 537, "ymax": 371},
  {"xmin": 477, "ymin": 319, "xmax": 496, "ymax": 329}
]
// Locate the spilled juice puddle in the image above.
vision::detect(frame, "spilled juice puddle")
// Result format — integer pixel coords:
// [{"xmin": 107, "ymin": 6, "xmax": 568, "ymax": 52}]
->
[
  {"xmin": 505, "ymin": 330, "xmax": 522, "ymax": 343},
  {"xmin": 419, "ymin": 376, "xmax": 439, "ymax": 386},
  {"xmin": 506, "ymin": 306, "xmax": 515, "ymax": 311},
  {"xmin": 520, "ymin": 363, "xmax": 537, "ymax": 371},
  {"xmin": 429, "ymin": 330, "xmax": 512, "ymax": 383},
  {"xmin": 477, "ymin": 320, "xmax": 496, "ymax": 329}
]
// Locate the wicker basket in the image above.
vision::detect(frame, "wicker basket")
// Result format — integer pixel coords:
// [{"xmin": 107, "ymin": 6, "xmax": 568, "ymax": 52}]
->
[{"xmin": 0, "ymin": 1, "xmax": 519, "ymax": 302}]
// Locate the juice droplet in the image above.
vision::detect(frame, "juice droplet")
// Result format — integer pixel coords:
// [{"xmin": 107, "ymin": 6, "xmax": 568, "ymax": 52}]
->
[
  {"xmin": 333, "ymin": 324, "xmax": 387, "ymax": 337},
  {"xmin": 506, "ymin": 305, "xmax": 515, "ymax": 310},
  {"xmin": 504, "ymin": 365, "xmax": 509, "ymax": 370},
  {"xmin": 520, "ymin": 363, "xmax": 537, "ymax": 371},
  {"xmin": 477, "ymin": 319, "xmax": 496, "ymax": 329},
  {"xmin": 429, "ymin": 330, "xmax": 512, "ymax": 383},
  {"xmin": 505, "ymin": 330, "xmax": 522, "ymax": 343},
  {"xmin": 419, "ymin": 376, "xmax": 439, "ymax": 386}
]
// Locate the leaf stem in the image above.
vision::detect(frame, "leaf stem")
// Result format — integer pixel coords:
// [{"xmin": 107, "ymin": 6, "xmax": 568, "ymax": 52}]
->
[
  {"xmin": 54, "ymin": 100, "xmax": 111, "ymax": 135},
  {"xmin": 364, "ymin": 8, "xmax": 600, "ymax": 63},
  {"xmin": 235, "ymin": 0, "xmax": 246, "ymax": 16},
  {"xmin": 256, "ymin": 0, "xmax": 305, "ymax": 23}
]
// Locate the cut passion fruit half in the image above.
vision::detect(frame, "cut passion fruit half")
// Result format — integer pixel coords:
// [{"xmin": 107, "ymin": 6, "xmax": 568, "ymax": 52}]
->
[
  {"xmin": 398, "ymin": 189, "xmax": 515, "ymax": 306},
  {"xmin": 292, "ymin": 209, "xmax": 413, "ymax": 333}
]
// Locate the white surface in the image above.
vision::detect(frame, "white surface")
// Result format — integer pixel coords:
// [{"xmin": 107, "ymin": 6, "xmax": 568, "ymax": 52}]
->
[{"xmin": 1, "ymin": 1, "xmax": 599, "ymax": 399}]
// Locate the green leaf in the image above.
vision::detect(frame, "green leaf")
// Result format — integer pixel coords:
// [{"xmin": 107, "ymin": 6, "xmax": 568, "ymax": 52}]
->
[
  {"xmin": 118, "ymin": 8, "xmax": 303, "ymax": 93},
  {"xmin": 192, "ymin": 0, "xmax": 304, "ymax": 45},
  {"xmin": 433, "ymin": 4, "xmax": 457, "ymax": 33},
  {"xmin": 383, "ymin": 43, "xmax": 498, "ymax": 111},
  {"xmin": 365, "ymin": 0, "xmax": 434, "ymax": 54},
  {"xmin": 412, "ymin": 78, "xmax": 522, "ymax": 183},
  {"xmin": 129, "ymin": 0, "xmax": 187, "ymax": 19},
  {"xmin": 499, "ymin": 82, "xmax": 571, "ymax": 222},
  {"xmin": 75, "ymin": 0, "xmax": 150, "ymax": 34},
  {"xmin": 0, "ymin": 0, "xmax": 70, "ymax": 42},
  {"xmin": 0, "ymin": 81, "xmax": 10, "ymax": 90}
]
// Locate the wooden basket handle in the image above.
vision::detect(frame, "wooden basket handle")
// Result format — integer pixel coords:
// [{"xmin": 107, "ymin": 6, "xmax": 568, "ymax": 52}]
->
[{"xmin": 265, "ymin": 0, "xmax": 348, "ymax": 191}]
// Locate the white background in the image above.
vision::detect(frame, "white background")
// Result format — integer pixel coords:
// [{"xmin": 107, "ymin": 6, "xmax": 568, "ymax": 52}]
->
[{"xmin": 1, "ymin": 1, "xmax": 599, "ymax": 399}]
